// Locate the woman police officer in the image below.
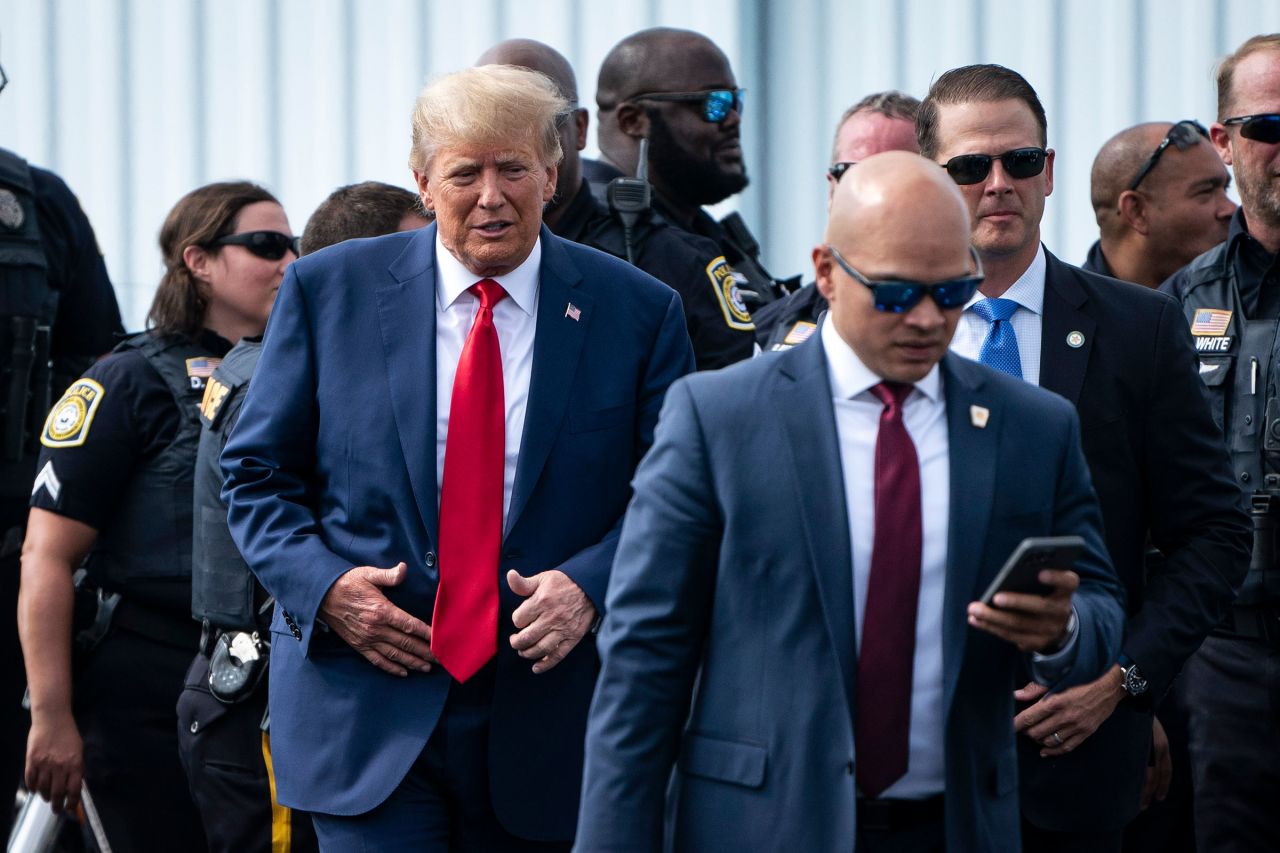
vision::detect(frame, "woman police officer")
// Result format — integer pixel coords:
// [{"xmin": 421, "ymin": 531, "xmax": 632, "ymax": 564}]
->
[{"xmin": 18, "ymin": 181, "xmax": 295, "ymax": 851}]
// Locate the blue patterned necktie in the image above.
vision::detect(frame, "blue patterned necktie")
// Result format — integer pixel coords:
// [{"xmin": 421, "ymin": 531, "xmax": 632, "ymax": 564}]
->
[{"xmin": 970, "ymin": 297, "xmax": 1024, "ymax": 379}]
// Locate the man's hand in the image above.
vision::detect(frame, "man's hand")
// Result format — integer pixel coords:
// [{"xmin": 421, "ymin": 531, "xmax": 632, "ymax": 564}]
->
[
  {"xmin": 967, "ymin": 568, "xmax": 1078, "ymax": 652},
  {"xmin": 508, "ymin": 570, "xmax": 596, "ymax": 674},
  {"xmin": 25, "ymin": 708, "xmax": 83, "ymax": 814},
  {"xmin": 1013, "ymin": 664, "xmax": 1125, "ymax": 756},
  {"xmin": 1141, "ymin": 716, "xmax": 1173, "ymax": 809},
  {"xmin": 319, "ymin": 562, "xmax": 435, "ymax": 677}
]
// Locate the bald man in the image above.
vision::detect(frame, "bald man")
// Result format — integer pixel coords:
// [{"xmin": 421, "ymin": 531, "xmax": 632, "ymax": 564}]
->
[
  {"xmin": 477, "ymin": 39, "xmax": 756, "ymax": 369},
  {"xmin": 577, "ymin": 151, "xmax": 1124, "ymax": 853},
  {"xmin": 593, "ymin": 27, "xmax": 798, "ymax": 307},
  {"xmin": 1085, "ymin": 121, "xmax": 1234, "ymax": 287},
  {"xmin": 754, "ymin": 90, "xmax": 923, "ymax": 351}
]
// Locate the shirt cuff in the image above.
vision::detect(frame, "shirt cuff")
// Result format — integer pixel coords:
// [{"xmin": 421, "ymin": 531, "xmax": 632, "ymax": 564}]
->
[{"xmin": 1029, "ymin": 607, "xmax": 1079, "ymax": 685}]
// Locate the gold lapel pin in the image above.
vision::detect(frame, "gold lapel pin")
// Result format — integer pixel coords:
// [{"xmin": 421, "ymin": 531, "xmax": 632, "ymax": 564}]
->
[{"xmin": 970, "ymin": 405, "xmax": 990, "ymax": 428}]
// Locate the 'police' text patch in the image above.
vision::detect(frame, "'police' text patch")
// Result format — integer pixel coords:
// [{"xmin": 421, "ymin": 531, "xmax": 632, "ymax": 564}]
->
[
  {"xmin": 41, "ymin": 379, "xmax": 105, "ymax": 448},
  {"xmin": 706, "ymin": 257, "xmax": 755, "ymax": 331}
]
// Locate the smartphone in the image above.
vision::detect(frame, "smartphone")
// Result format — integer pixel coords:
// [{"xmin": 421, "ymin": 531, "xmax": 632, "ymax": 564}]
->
[{"xmin": 978, "ymin": 535, "xmax": 1086, "ymax": 605}]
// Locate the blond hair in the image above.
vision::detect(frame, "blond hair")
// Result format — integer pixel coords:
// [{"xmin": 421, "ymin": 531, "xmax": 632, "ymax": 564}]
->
[
  {"xmin": 408, "ymin": 64, "xmax": 567, "ymax": 174},
  {"xmin": 1217, "ymin": 34, "xmax": 1280, "ymax": 120}
]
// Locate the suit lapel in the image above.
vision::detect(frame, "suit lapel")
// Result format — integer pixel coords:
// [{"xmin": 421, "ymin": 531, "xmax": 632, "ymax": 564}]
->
[
  {"xmin": 777, "ymin": 338, "xmax": 858, "ymax": 723},
  {"xmin": 940, "ymin": 354, "xmax": 1000, "ymax": 719},
  {"xmin": 505, "ymin": 228, "xmax": 589, "ymax": 535},
  {"xmin": 1038, "ymin": 250, "xmax": 1095, "ymax": 404},
  {"xmin": 376, "ymin": 225, "xmax": 440, "ymax": 546}
]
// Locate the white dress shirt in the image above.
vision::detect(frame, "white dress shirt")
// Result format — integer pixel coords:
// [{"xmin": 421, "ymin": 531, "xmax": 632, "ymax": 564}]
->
[
  {"xmin": 434, "ymin": 235, "xmax": 540, "ymax": 527},
  {"xmin": 950, "ymin": 244, "xmax": 1047, "ymax": 385},
  {"xmin": 822, "ymin": 319, "xmax": 949, "ymax": 799}
]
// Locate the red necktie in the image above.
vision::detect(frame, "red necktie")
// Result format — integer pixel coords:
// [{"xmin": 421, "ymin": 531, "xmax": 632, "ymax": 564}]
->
[
  {"xmin": 432, "ymin": 279, "xmax": 507, "ymax": 683},
  {"xmin": 856, "ymin": 381, "xmax": 923, "ymax": 797}
]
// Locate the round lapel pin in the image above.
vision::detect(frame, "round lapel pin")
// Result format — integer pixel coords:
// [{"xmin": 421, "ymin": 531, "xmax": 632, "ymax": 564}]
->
[{"xmin": 1066, "ymin": 331, "xmax": 1085, "ymax": 349}]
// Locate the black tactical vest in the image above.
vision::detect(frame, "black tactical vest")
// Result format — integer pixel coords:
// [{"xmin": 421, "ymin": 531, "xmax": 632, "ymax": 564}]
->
[
  {"xmin": 0, "ymin": 148, "xmax": 55, "ymax": 500},
  {"xmin": 86, "ymin": 333, "xmax": 210, "ymax": 601},
  {"xmin": 1174, "ymin": 243, "xmax": 1280, "ymax": 604},
  {"xmin": 190, "ymin": 339, "xmax": 262, "ymax": 630}
]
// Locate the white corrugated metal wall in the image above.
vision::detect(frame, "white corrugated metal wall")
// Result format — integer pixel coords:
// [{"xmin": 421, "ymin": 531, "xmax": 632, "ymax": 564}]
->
[{"xmin": 2, "ymin": 0, "xmax": 1279, "ymax": 328}]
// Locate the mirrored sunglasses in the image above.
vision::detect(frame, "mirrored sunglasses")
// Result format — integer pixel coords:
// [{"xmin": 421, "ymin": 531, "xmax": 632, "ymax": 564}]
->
[
  {"xmin": 1223, "ymin": 113, "xmax": 1280, "ymax": 145},
  {"xmin": 213, "ymin": 230, "xmax": 300, "ymax": 261},
  {"xmin": 629, "ymin": 88, "xmax": 745, "ymax": 123},
  {"xmin": 828, "ymin": 245, "xmax": 985, "ymax": 313},
  {"xmin": 942, "ymin": 147, "xmax": 1047, "ymax": 186}
]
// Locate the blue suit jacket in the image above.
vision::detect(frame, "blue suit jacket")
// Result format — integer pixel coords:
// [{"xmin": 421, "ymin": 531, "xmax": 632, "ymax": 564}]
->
[
  {"xmin": 575, "ymin": 338, "xmax": 1125, "ymax": 852},
  {"xmin": 221, "ymin": 224, "xmax": 694, "ymax": 838}
]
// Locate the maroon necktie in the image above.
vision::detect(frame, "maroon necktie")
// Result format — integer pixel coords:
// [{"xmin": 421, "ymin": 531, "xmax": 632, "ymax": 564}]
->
[
  {"xmin": 856, "ymin": 381, "xmax": 923, "ymax": 797},
  {"xmin": 432, "ymin": 279, "xmax": 506, "ymax": 683}
]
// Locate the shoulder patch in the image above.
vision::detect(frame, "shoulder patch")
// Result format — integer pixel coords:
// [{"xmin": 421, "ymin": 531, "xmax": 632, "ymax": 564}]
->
[
  {"xmin": 199, "ymin": 377, "xmax": 232, "ymax": 426},
  {"xmin": 41, "ymin": 378, "xmax": 106, "ymax": 448},
  {"xmin": 705, "ymin": 256, "xmax": 756, "ymax": 331}
]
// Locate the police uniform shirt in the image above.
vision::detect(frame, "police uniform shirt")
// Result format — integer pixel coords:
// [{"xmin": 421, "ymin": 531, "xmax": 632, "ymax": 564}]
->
[
  {"xmin": 29, "ymin": 330, "xmax": 231, "ymax": 608},
  {"xmin": 752, "ymin": 282, "xmax": 826, "ymax": 352},
  {"xmin": 1229, "ymin": 209, "xmax": 1280, "ymax": 320},
  {"xmin": 553, "ymin": 180, "xmax": 755, "ymax": 371}
]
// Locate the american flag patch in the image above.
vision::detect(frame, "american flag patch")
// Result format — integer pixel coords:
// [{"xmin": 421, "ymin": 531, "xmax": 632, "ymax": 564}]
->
[
  {"xmin": 1190, "ymin": 308, "xmax": 1232, "ymax": 336},
  {"xmin": 783, "ymin": 321, "xmax": 817, "ymax": 346},
  {"xmin": 185, "ymin": 357, "xmax": 222, "ymax": 378}
]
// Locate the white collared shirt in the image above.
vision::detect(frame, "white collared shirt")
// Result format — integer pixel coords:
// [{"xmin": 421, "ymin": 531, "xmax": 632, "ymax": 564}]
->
[
  {"xmin": 434, "ymin": 234, "xmax": 540, "ymax": 526},
  {"xmin": 950, "ymin": 244, "xmax": 1046, "ymax": 385},
  {"xmin": 821, "ymin": 319, "xmax": 949, "ymax": 799}
]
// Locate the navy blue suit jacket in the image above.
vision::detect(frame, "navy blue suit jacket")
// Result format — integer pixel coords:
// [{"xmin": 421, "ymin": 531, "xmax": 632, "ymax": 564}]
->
[
  {"xmin": 575, "ymin": 339, "xmax": 1125, "ymax": 852},
  {"xmin": 221, "ymin": 224, "xmax": 694, "ymax": 838}
]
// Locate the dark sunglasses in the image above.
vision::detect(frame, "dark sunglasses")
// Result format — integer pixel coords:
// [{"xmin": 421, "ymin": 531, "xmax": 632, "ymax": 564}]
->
[
  {"xmin": 213, "ymin": 230, "xmax": 300, "ymax": 261},
  {"xmin": 1223, "ymin": 113, "xmax": 1280, "ymax": 145},
  {"xmin": 828, "ymin": 161, "xmax": 856, "ymax": 182},
  {"xmin": 1128, "ymin": 120, "xmax": 1209, "ymax": 191},
  {"xmin": 828, "ymin": 245, "xmax": 984, "ymax": 313},
  {"xmin": 942, "ymin": 147, "xmax": 1047, "ymax": 186},
  {"xmin": 629, "ymin": 88, "xmax": 745, "ymax": 123}
]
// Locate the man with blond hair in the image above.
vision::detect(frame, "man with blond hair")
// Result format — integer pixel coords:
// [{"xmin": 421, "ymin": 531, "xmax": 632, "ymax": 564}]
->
[{"xmin": 222, "ymin": 64, "xmax": 693, "ymax": 849}]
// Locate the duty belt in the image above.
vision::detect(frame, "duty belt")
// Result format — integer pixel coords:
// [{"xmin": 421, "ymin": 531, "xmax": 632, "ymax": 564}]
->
[{"xmin": 1218, "ymin": 605, "xmax": 1280, "ymax": 645}]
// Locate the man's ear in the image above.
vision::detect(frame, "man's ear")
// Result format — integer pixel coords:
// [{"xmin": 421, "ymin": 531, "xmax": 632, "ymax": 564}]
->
[
  {"xmin": 813, "ymin": 245, "xmax": 836, "ymax": 302},
  {"xmin": 413, "ymin": 170, "xmax": 435, "ymax": 214},
  {"xmin": 615, "ymin": 102, "xmax": 651, "ymax": 139},
  {"xmin": 1117, "ymin": 189, "xmax": 1150, "ymax": 236},
  {"xmin": 573, "ymin": 109, "xmax": 589, "ymax": 152},
  {"xmin": 1210, "ymin": 122, "xmax": 1234, "ymax": 167}
]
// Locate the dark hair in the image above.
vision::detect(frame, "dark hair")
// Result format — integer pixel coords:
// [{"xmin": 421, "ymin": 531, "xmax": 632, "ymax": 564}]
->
[
  {"xmin": 830, "ymin": 90, "xmax": 921, "ymax": 162},
  {"xmin": 300, "ymin": 181, "xmax": 427, "ymax": 255},
  {"xmin": 1217, "ymin": 34, "xmax": 1280, "ymax": 120},
  {"xmin": 916, "ymin": 64, "xmax": 1047, "ymax": 159},
  {"xmin": 148, "ymin": 181, "xmax": 279, "ymax": 339}
]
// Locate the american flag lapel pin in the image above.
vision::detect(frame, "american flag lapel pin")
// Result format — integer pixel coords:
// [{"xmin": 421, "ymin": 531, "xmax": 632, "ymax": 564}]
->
[{"xmin": 565, "ymin": 302, "xmax": 581, "ymax": 321}]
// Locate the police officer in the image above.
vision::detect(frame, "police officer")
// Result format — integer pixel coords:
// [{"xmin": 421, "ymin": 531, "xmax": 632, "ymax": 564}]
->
[
  {"xmin": 178, "ymin": 182, "xmax": 426, "ymax": 853},
  {"xmin": 19, "ymin": 181, "xmax": 295, "ymax": 852},
  {"xmin": 594, "ymin": 27, "xmax": 800, "ymax": 310},
  {"xmin": 753, "ymin": 91, "xmax": 922, "ymax": 352},
  {"xmin": 478, "ymin": 38, "xmax": 756, "ymax": 370},
  {"xmin": 0, "ymin": 55, "xmax": 124, "ymax": 837},
  {"xmin": 1160, "ymin": 34, "xmax": 1280, "ymax": 853}
]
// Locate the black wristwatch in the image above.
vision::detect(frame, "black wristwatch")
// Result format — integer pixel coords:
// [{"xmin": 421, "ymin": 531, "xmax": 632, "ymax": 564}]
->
[{"xmin": 1118, "ymin": 655, "xmax": 1148, "ymax": 698}]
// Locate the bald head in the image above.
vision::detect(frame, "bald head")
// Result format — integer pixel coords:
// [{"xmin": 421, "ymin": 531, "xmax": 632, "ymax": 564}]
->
[
  {"xmin": 597, "ymin": 27, "xmax": 728, "ymax": 110},
  {"xmin": 827, "ymin": 151, "xmax": 970, "ymax": 257},
  {"xmin": 1091, "ymin": 123, "xmax": 1172, "ymax": 222},
  {"xmin": 476, "ymin": 38, "xmax": 578, "ymax": 103}
]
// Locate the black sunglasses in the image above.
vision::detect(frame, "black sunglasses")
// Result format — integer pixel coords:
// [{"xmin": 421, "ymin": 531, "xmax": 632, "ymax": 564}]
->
[
  {"xmin": 828, "ymin": 245, "xmax": 984, "ymax": 313},
  {"xmin": 828, "ymin": 161, "xmax": 856, "ymax": 182},
  {"xmin": 213, "ymin": 230, "xmax": 300, "ymax": 261},
  {"xmin": 1128, "ymin": 120, "xmax": 1209, "ymax": 191},
  {"xmin": 942, "ymin": 147, "xmax": 1047, "ymax": 186},
  {"xmin": 628, "ymin": 88, "xmax": 745, "ymax": 123},
  {"xmin": 1223, "ymin": 114, "xmax": 1280, "ymax": 145}
]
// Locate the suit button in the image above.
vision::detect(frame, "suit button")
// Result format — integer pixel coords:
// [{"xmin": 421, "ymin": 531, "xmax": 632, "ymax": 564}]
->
[
  {"xmin": 425, "ymin": 552, "xmax": 437, "ymax": 568},
  {"xmin": 1246, "ymin": 415, "xmax": 1253, "ymax": 425}
]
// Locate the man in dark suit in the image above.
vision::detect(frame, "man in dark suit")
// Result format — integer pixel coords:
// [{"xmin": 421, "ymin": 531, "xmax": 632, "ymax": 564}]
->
[
  {"xmin": 576, "ymin": 151, "xmax": 1125, "ymax": 853},
  {"xmin": 916, "ymin": 64, "xmax": 1251, "ymax": 852},
  {"xmin": 220, "ymin": 65, "xmax": 694, "ymax": 850}
]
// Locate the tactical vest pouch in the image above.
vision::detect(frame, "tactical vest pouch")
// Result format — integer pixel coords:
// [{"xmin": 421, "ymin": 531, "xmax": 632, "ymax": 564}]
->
[{"xmin": 208, "ymin": 630, "xmax": 268, "ymax": 704}]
